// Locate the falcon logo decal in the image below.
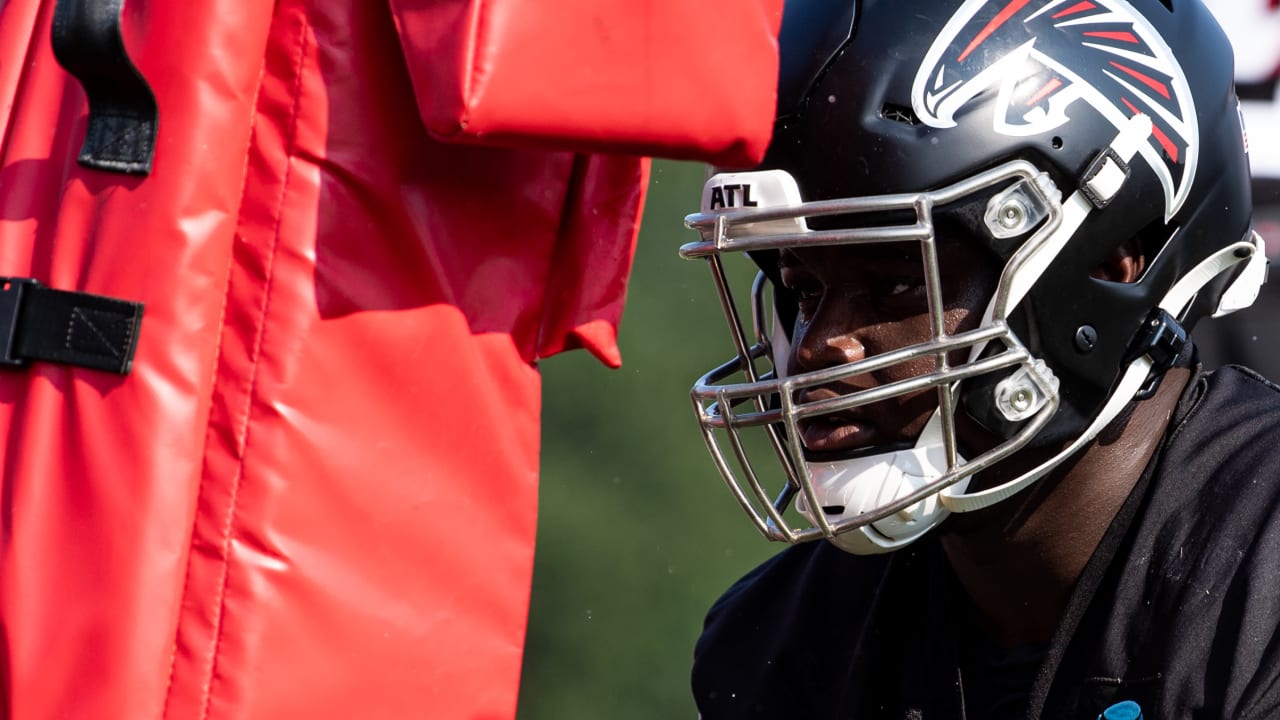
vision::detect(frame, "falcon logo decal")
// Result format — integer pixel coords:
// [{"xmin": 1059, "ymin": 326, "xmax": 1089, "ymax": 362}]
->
[{"xmin": 911, "ymin": 0, "xmax": 1198, "ymax": 219}]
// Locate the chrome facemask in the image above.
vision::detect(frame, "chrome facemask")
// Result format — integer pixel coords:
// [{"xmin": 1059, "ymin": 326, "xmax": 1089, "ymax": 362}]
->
[
  {"xmin": 681, "ymin": 114, "xmax": 1267, "ymax": 554},
  {"xmin": 681, "ymin": 159, "xmax": 1067, "ymax": 554}
]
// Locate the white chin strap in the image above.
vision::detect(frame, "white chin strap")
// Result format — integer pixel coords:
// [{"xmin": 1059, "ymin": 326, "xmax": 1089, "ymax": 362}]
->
[{"xmin": 797, "ymin": 413, "xmax": 970, "ymax": 555}]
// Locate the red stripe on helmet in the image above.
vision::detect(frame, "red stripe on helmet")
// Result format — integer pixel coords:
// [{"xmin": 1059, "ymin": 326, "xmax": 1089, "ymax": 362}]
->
[
  {"xmin": 1026, "ymin": 77, "xmax": 1064, "ymax": 105},
  {"xmin": 1083, "ymin": 30, "xmax": 1140, "ymax": 43},
  {"xmin": 959, "ymin": 0, "xmax": 1032, "ymax": 62},
  {"xmin": 1052, "ymin": 1, "xmax": 1097, "ymax": 19},
  {"xmin": 1110, "ymin": 61, "xmax": 1171, "ymax": 99}
]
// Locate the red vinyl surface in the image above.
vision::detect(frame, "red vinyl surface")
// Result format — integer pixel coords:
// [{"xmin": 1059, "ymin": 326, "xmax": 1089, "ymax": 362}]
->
[
  {"xmin": 391, "ymin": 0, "xmax": 783, "ymax": 167},
  {"xmin": 0, "ymin": 0, "xmax": 780, "ymax": 717}
]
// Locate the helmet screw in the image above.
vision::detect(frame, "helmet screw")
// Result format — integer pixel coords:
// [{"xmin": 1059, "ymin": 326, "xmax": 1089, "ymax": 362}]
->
[
  {"xmin": 1074, "ymin": 325, "xmax": 1098, "ymax": 353},
  {"xmin": 1011, "ymin": 387, "xmax": 1034, "ymax": 412},
  {"xmin": 998, "ymin": 201, "xmax": 1026, "ymax": 229}
]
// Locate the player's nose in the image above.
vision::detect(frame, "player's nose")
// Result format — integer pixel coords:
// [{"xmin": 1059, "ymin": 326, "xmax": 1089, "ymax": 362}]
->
[{"xmin": 790, "ymin": 305, "xmax": 869, "ymax": 373}]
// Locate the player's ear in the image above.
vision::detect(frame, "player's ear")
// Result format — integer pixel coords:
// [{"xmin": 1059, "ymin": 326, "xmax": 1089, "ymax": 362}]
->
[{"xmin": 1091, "ymin": 238, "xmax": 1146, "ymax": 283}]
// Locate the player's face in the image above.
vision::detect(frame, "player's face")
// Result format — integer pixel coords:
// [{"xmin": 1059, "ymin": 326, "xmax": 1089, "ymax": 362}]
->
[{"xmin": 778, "ymin": 237, "xmax": 998, "ymax": 456}]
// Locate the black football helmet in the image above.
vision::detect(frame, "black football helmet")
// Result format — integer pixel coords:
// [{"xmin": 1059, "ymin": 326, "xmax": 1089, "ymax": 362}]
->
[{"xmin": 681, "ymin": 0, "xmax": 1266, "ymax": 554}]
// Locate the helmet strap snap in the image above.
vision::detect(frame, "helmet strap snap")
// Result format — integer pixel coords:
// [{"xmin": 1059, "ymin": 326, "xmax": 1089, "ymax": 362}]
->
[{"xmin": 1122, "ymin": 309, "xmax": 1188, "ymax": 401}]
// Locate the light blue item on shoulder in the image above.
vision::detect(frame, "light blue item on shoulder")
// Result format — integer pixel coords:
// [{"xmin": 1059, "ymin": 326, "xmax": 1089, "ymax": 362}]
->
[{"xmin": 1098, "ymin": 700, "xmax": 1143, "ymax": 720}]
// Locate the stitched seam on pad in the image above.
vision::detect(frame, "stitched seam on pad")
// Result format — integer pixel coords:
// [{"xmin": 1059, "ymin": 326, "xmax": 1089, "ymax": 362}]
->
[
  {"xmin": 159, "ymin": 32, "xmax": 273, "ymax": 720},
  {"xmin": 194, "ymin": 12, "xmax": 310, "ymax": 720}
]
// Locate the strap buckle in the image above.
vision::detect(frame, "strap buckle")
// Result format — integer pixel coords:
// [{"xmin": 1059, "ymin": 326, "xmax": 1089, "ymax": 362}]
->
[
  {"xmin": 1123, "ymin": 308, "xmax": 1187, "ymax": 401},
  {"xmin": 0, "ymin": 278, "xmax": 39, "ymax": 367},
  {"xmin": 0, "ymin": 277, "xmax": 143, "ymax": 374},
  {"xmin": 1080, "ymin": 147, "xmax": 1131, "ymax": 210}
]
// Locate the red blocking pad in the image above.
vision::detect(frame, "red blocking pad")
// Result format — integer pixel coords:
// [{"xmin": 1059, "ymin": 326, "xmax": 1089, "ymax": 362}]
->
[{"xmin": 0, "ymin": 0, "xmax": 779, "ymax": 718}]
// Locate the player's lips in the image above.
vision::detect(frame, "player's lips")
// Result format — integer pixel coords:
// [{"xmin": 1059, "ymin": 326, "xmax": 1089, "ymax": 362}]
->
[
  {"xmin": 796, "ymin": 387, "xmax": 881, "ymax": 453},
  {"xmin": 800, "ymin": 416, "xmax": 880, "ymax": 453}
]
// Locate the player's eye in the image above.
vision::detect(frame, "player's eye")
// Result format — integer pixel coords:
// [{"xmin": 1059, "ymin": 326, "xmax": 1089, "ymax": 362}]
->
[{"xmin": 790, "ymin": 284, "xmax": 823, "ymax": 318}]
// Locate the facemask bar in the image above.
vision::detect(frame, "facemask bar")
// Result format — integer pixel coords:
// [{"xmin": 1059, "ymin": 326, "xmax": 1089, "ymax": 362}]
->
[
  {"xmin": 699, "ymin": 254, "xmax": 805, "ymax": 540},
  {"xmin": 691, "ymin": 318, "xmax": 1058, "ymax": 543},
  {"xmin": 682, "ymin": 159, "xmax": 1065, "ymax": 544}
]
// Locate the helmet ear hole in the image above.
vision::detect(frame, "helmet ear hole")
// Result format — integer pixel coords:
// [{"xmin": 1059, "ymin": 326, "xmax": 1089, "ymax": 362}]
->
[
  {"xmin": 1091, "ymin": 239, "xmax": 1147, "ymax": 283},
  {"xmin": 1106, "ymin": 219, "xmax": 1178, "ymax": 285}
]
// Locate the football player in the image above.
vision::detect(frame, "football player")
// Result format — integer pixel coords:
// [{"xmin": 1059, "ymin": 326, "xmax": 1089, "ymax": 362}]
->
[{"xmin": 681, "ymin": 0, "xmax": 1275, "ymax": 717}]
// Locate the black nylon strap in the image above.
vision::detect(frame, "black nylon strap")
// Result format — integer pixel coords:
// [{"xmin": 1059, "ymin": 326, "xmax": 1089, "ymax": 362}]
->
[
  {"xmin": 50, "ymin": 0, "xmax": 157, "ymax": 175},
  {"xmin": 0, "ymin": 278, "xmax": 142, "ymax": 374}
]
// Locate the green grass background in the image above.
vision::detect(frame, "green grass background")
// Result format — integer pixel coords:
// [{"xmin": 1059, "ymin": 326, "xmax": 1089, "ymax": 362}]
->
[{"xmin": 518, "ymin": 160, "xmax": 776, "ymax": 719}]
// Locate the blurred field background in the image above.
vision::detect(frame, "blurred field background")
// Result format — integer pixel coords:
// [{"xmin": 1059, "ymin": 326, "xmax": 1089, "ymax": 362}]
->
[{"xmin": 518, "ymin": 160, "xmax": 776, "ymax": 719}]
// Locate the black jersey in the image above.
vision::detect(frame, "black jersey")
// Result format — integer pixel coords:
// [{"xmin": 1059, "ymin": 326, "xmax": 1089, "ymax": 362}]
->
[{"xmin": 693, "ymin": 365, "xmax": 1280, "ymax": 719}]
